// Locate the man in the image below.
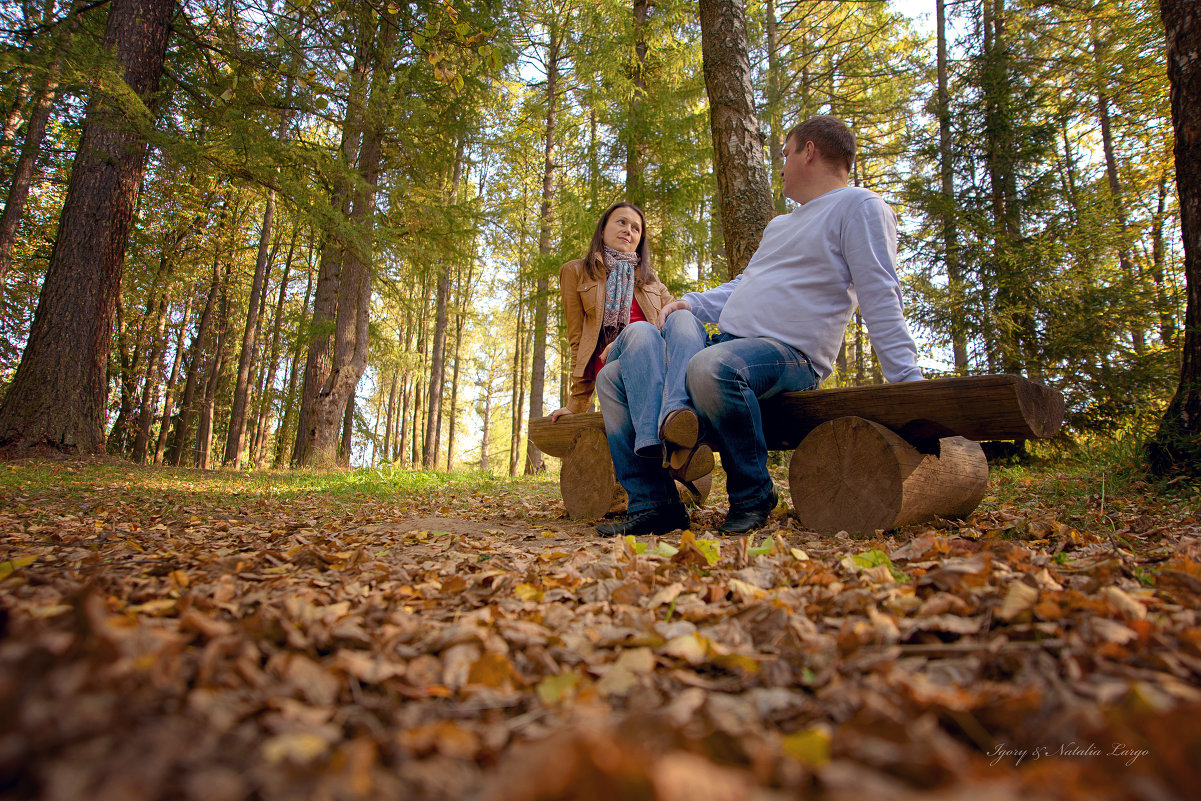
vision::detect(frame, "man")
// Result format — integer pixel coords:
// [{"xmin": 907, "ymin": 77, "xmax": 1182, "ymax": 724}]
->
[{"xmin": 595, "ymin": 115, "xmax": 924, "ymax": 537}]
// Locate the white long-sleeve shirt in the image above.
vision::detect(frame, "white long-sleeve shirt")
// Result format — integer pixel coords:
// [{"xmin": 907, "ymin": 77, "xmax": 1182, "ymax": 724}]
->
[{"xmin": 683, "ymin": 186, "xmax": 924, "ymax": 384}]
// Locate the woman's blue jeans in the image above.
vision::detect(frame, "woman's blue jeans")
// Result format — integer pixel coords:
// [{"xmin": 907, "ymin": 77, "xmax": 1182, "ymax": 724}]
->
[{"xmin": 596, "ymin": 312, "xmax": 818, "ymax": 513}]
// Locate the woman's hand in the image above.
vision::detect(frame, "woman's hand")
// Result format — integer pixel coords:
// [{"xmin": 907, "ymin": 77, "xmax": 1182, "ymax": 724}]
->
[
  {"xmin": 550, "ymin": 407, "xmax": 572, "ymax": 422},
  {"xmin": 599, "ymin": 342, "xmax": 614, "ymax": 363},
  {"xmin": 657, "ymin": 299, "xmax": 692, "ymax": 329}
]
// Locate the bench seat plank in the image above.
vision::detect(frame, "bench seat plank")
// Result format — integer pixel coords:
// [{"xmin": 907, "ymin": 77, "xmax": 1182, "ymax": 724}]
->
[{"xmin": 760, "ymin": 374, "xmax": 1063, "ymax": 450}]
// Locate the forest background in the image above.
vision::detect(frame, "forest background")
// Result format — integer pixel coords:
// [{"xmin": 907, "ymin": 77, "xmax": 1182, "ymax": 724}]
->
[{"xmin": 0, "ymin": 0, "xmax": 1186, "ymax": 474}]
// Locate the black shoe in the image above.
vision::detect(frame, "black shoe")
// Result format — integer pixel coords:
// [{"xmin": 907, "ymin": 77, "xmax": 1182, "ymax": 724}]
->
[
  {"xmin": 718, "ymin": 488, "xmax": 779, "ymax": 534},
  {"xmin": 596, "ymin": 504, "xmax": 690, "ymax": 537}
]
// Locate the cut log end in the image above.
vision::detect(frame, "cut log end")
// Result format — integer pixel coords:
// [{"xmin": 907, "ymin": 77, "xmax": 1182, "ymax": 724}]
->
[
  {"xmin": 560, "ymin": 427, "xmax": 617, "ymax": 520},
  {"xmin": 790, "ymin": 416, "xmax": 989, "ymax": 535}
]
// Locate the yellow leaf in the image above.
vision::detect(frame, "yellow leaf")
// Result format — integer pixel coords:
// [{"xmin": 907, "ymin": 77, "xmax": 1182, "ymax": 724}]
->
[
  {"xmin": 791, "ymin": 548, "xmax": 810, "ymax": 561},
  {"xmin": 0, "ymin": 555, "xmax": 36, "ymax": 582},
  {"xmin": 261, "ymin": 732, "xmax": 332, "ymax": 765},
  {"xmin": 514, "ymin": 583, "xmax": 544, "ymax": 602},
  {"xmin": 782, "ymin": 728, "xmax": 831, "ymax": 766},
  {"xmin": 536, "ymin": 671, "xmax": 579, "ymax": 705}
]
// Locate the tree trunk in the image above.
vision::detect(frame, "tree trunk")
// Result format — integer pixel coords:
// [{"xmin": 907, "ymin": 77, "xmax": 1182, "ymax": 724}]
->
[
  {"xmin": 764, "ymin": 0, "xmax": 786, "ymax": 214},
  {"xmin": 445, "ymin": 258, "xmax": 474, "ymax": 472},
  {"xmin": 224, "ymin": 189, "xmax": 276, "ymax": 467},
  {"xmin": 937, "ymin": 0, "xmax": 968, "ymax": 373},
  {"xmin": 698, "ymin": 0, "xmax": 776, "ymax": 278},
  {"xmin": 625, "ymin": 0, "xmax": 649, "ymax": 205},
  {"xmin": 526, "ymin": 25, "xmax": 560, "ymax": 475},
  {"xmin": 298, "ymin": 4, "xmax": 394, "ymax": 467},
  {"xmin": 131, "ymin": 286, "xmax": 171, "ymax": 464},
  {"xmin": 0, "ymin": 1, "xmax": 83, "ymax": 290},
  {"xmin": 274, "ymin": 247, "xmax": 314, "ymax": 467},
  {"xmin": 152, "ymin": 293, "xmax": 192, "ymax": 465},
  {"xmin": 251, "ymin": 228, "xmax": 296, "ymax": 469},
  {"xmin": 292, "ymin": 13, "xmax": 370, "ymax": 466},
  {"xmin": 0, "ymin": 0, "xmax": 175, "ymax": 454},
  {"xmin": 383, "ymin": 369, "xmax": 397, "ymax": 462},
  {"xmin": 1149, "ymin": 0, "xmax": 1201, "ymax": 475},
  {"xmin": 1092, "ymin": 27, "xmax": 1145, "ymax": 356},
  {"xmin": 196, "ymin": 278, "xmax": 232, "ymax": 470},
  {"xmin": 166, "ymin": 253, "xmax": 227, "ymax": 466},
  {"xmin": 423, "ymin": 137, "xmax": 465, "ymax": 469}
]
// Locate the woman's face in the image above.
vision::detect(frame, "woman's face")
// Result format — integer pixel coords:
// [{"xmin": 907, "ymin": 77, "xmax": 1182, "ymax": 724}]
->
[{"xmin": 601, "ymin": 207, "xmax": 643, "ymax": 253}]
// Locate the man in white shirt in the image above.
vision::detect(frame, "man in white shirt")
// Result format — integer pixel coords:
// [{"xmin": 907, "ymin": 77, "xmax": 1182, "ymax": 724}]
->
[{"xmin": 596, "ymin": 115, "xmax": 924, "ymax": 537}]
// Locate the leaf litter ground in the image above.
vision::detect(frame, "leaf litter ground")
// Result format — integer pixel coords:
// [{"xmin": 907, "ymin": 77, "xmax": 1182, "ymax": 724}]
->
[{"xmin": 2, "ymin": 458, "xmax": 1201, "ymax": 800}]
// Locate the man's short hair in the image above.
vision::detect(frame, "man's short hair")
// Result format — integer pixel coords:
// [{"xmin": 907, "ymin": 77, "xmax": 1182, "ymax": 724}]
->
[{"xmin": 786, "ymin": 115, "xmax": 855, "ymax": 173}]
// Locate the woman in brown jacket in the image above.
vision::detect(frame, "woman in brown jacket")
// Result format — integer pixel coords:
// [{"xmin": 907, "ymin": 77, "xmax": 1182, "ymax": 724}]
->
[{"xmin": 549, "ymin": 201, "xmax": 674, "ymax": 421}]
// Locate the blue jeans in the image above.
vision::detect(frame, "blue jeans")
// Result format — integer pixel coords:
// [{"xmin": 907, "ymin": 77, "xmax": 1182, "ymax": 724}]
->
[
  {"xmin": 687, "ymin": 335, "xmax": 818, "ymax": 509},
  {"xmin": 595, "ymin": 316, "xmax": 707, "ymax": 512},
  {"xmin": 597, "ymin": 312, "xmax": 818, "ymax": 513}
]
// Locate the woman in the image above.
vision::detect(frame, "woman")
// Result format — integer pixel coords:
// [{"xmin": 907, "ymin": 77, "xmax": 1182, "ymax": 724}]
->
[{"xmin": 549, "ymin": 202, "xmax": 674, "ymax": 421}]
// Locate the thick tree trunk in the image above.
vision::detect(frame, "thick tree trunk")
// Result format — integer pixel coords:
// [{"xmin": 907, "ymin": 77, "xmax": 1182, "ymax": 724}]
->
[
  {"xmin": 1149, "ymin": 0, "xmax": 1201, "ymax": 474},
  {"xmin": 0, "ymin": 0, "xmax": 175, "ymax": 454},
  {"xmin": 298, "ymin": 4, "xmax": 394, "ymax": 467},
  {"xmin": 292, "ymin": 15, "xmax": 370, "ymax": 466},
  {"xmin": 698, "ymin": 0, "xmax": 775, "ymax": 278}
]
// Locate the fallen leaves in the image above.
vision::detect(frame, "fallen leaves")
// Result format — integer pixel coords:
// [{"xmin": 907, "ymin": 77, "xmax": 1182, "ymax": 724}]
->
[{"xmin": 1, "ymin": 462, "xmax": 1200, "ymax": 800}]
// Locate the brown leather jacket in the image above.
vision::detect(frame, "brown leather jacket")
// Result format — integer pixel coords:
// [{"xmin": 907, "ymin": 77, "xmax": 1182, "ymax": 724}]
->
[{"xmin": 560, "ymin": 257, "xmax": 674, "ymax": 414}]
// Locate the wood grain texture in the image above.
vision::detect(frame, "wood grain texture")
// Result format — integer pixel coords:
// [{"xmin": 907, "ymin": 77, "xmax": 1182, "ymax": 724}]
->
[
  {"xmin": 763, "ymin": 374, "xmax": 1063, "ymax": 449},
  {"xmin": 790, "ymin": 417, "xmax": 989, "ymax": 534},
  {"xmin": 528, "ymin": 412, "xmax": 605, "ymax": 458},
  {"xmin": 560, "ymin": 428, "xmax": 617, "ymax": 519}
]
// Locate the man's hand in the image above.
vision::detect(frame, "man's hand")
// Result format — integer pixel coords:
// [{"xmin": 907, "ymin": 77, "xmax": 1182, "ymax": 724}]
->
[
  {"xmin": 550, "ymin": 407, "xmax": 572, "ymax": 422},
  {"xmin": 657, "ymin": 299, "xmax": 692, "ymax": 329}
]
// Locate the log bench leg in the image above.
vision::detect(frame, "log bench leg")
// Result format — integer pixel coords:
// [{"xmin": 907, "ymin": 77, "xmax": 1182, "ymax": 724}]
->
[
  {"xmin": 559, "ymin": 428, "xmax": 713, "ymax": 520},
  {"xmin": 788, "ymin": 416, "xmax": 989, "ymax": 535}
]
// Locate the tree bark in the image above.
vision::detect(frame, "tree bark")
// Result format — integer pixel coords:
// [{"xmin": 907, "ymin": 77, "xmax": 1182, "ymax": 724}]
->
[
  {"xmin": 0, "ymin": 0, "xmax": 175, "ymax": 454},
  {"xmin": 424, "ymin": 137, "xmax": 465, "ymax": 469},
  {"xmin": 526, "ymin": 24, "xmax": 560, "ymax": 475},
  {"xmin": 1149, "ymin": 0, "xmax": 1201, "ymax": 475},
  {"xmin": 937, "ymin": 0, "xmax": 968, "ymax": 373},
  {"xmin": 152, "ymin": 293, "xmax": 192, "ymax": 465},
  {"xmin": 166, "ymin": 252, "xmax": 227, "ymax": 467},
  {"xmin": 0, "ymin": 0, "xmax": 83, "ymax": 290},
  {"xmin": 625, "ymin": 0, "xmax": 649, "ymax": 205},
  {"xmin": 764, "ymin": 0, "xmax": 786, "ymax": 214},
  {"xmin": 131, "ymin": 285, "xmax": 171, "ymax": 464},
  {"xmin": 698, "ymin": 0, "xmax": 775, "ymax": 278},
  {"xmin": 297, "ymin": 3, "xmax": 394, "ymax": 467}
]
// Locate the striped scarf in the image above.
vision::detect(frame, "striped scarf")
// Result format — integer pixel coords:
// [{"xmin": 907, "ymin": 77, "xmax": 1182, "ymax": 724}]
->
[{"xmin": 601, "ymin": 245, "xmax": 639, "ymax": 338}]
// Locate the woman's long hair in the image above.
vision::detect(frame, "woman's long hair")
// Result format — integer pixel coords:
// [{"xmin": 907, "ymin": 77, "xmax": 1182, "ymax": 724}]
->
[{"xmin": 582, "ymin": 201, "xmax": 654, "ymax": 285}]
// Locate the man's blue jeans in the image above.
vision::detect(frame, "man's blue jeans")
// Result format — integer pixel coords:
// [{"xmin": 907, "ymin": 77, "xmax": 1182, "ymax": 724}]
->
[
  {"xmin": 596, "ymin": 312, "xmax": 818, "ymax": 513},
  {"xmin": 687, "ymin": 331, "xmax": 819, "ymax": 509}
]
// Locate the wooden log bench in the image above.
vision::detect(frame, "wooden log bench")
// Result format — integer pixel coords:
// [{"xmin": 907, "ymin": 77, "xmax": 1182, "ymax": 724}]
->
[{"xmin": 528, "ymin": 374, "xmax": 1065, "ymax": 534}]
